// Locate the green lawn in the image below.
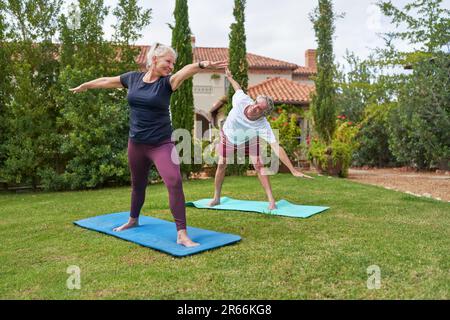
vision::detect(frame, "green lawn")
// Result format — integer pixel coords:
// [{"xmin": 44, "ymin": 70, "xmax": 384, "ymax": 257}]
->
[{"xmin": 0, "ymin": 174, "xmax": 449, "ymax": 299}]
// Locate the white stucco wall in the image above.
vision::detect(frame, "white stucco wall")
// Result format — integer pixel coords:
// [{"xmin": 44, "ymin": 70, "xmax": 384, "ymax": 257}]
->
[{"xmin": 192, "ymin": 73, "xmax": 225, "ymax": 113}]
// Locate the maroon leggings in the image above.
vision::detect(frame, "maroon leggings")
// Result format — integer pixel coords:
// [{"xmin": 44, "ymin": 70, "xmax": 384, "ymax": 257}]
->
[{"xmin": 127, "ymin": 138, "xmax": 186, "ymax": 231}]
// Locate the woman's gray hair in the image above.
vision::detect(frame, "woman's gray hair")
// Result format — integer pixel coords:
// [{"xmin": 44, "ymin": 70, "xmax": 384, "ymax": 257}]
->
[
  {"xmin": 146, "ymin": 42, "xmax": 177, "ymax": 69},
  {"xmin": 256, "ymin": 95, "xmax": 275, "ymax": 116}
]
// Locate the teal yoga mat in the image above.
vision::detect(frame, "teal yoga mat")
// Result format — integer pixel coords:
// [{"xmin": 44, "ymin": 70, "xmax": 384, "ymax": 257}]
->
[
  {"xmin": 186, "ymin": 197, "xmax": 329, "ymax": 218},
  {"xmin": 74, "ymin": 212, "xmax": 241, "ymax": 257}
]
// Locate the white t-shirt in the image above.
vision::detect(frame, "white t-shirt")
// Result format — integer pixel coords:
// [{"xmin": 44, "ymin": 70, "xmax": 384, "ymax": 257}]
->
[{"xmin": 222, "ymin": 90, "xmax": 277, "ymax": 145}]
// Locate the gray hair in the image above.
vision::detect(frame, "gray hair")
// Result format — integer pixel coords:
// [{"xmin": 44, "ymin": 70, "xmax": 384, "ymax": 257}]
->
[
  {"xmin": 146, "ymin": 42, "xmax": 177, "ymax": 69},
  {"xmin": 256, "ymin": 95, "xmax": 275, "ymax": 116}
]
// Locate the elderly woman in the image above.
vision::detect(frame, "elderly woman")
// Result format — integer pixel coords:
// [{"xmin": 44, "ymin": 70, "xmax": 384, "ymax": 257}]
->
[{"xmin": 70, "ymin": 43, "xmax": 227, "ymax": 247}]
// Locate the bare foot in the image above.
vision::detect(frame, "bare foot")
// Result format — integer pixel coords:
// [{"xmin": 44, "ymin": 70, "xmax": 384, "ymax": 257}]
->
[
  {"xmin": 268, "ymin": 202, "xmax": 277, "ymax": 210},
  {"xmin": 177, "ymin": 230, "xmax": 199, "ymax": 247},
  {"xmin": 113, "ymin": 218, "xmax": 139, "ymax": 232},
  {"xmin": 208, "ymin": 198, "xmax": 221, "ymax": 207},
  {"xmin": 177, "ymin": 238, "xmax": 200, "ymax": 247}
]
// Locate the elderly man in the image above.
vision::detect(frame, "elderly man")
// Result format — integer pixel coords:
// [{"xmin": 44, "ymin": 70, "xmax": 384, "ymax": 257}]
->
[{"xmin": 209, "ymin": 68, "xmax": 312, "ymax": 210}]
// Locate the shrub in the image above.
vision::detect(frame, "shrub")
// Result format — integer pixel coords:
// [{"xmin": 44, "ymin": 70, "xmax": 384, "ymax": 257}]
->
[
  {"xmin": 308, "ymin": 117, "xmax": 359, "ymax": 177},
  {"xmin": 387, "ymin": 53, "xmax": 450, "ymax": 169},
  {"xmin": 268, "ymin": 110, "xmax": 303, "ymax": 163},
  {"xmin": 353, "ymin": 103, "xmax": 398, "ymax": 167}
]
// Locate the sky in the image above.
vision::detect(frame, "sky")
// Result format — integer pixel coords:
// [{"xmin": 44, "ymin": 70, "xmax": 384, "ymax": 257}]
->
[{"xmin": 66, "ymin": 0, "xmax": 450, "ymax": 67}]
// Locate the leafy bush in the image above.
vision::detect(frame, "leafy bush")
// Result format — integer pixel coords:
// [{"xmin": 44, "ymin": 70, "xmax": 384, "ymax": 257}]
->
[
  {"xmin": 49, "ymin": 66, "xmax": 130, "ymax": 190},
  {"xmin": 1, "ymin": 58, "xmax": 59, "ymax": 188},
  {"xmin": 308, "ymin": 117, "xmax": 359, "ymax": 177},
  {"xmin": 268, "ymin": 109, "xmax": 303, "ymax": 162},
  {"xmin": 387, "ymin": 53, "xmax": 450, "ymax": 169},
  {"xmin": 353, "ymin": 103, "xmax": 398, "ymax": 167}
]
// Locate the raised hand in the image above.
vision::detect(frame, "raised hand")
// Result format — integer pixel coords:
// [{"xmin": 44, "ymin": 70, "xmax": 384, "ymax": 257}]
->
[
  {"xmin": 202, "ymin": 60, "xmax": 228, "ymax": 69},
  {"xmin": 224, "ymin": 67, "xmax": 233, "ymax": 79}
]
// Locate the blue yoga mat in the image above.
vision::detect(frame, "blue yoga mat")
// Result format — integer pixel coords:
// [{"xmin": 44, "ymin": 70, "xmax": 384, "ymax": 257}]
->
[
  {"xmin": 74, "ymin": 212, "xmax": 241, "ymax": 257},
  {"xmin": 186, "ymin": 197, "xmax": 329, "ymax": 218}
]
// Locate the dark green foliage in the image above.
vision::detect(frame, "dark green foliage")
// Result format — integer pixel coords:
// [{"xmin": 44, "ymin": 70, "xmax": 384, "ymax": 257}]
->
[
  {"xmin": 0, "ymin": 0, "xmax": 150, "ymax": 190},
  {"xmin": 388, "ymin": 53, "xmax": 450, "ymax": 169},
  {"xmin": 374, "ymin": 0, "xmax": 450, "ymax": 169},
  {"xmin": 170, "ymin": 0, "xmax": 196, "ymax": 179},
  {"xmin": 0, "ymin": 2, "xmax": 11, "ymax": 171},
  {"xmin": 336, "ymin": 52, "xmax": 392, "ymax": 123},
  {"xmin": 50, "ymin": 66, "xmax": 130, "ymax": 190},
  {"xmin": 227, "ymin": 0, "xmax": 248, "ymax": 114},
  {"xmin": 309, "ymin": 0, "xmax": 338, "ymax": 144},
  {"xmin": 335, "ymin": 53, "xmax": 399, "ymax": 167},
  {"xmin": 226, "ymin": 0, "xmax": 250, "ymax": 176},
  {"xmin": 170, "ymin": 0, "xmax": 194, "ymax": 131},
  {"xmin": 268, "ymin": 109, "xmax": 303, "ymax": 163},
  {"xmin": 1, "ymin": 1, "xmax": 62, "ymax": 188},
  {"xmin": 353, "ymin": 103, "xmax": 398, "ymax": 167},
  {"xmin": 336, "ymin": 0, "xmax": 450, "ymax": 169}
]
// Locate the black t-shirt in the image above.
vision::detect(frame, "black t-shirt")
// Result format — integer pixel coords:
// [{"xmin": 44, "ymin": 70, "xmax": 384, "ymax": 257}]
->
[{"xmin": 120, "ymin": 71, "xmax": 173, "ymax": 144}]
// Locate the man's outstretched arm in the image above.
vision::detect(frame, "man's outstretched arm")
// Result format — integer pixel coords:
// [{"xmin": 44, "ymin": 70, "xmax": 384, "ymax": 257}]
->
[
  {"xmin": 225, "ymin": 67, "xmax": 242, "ymax": 91},
  {"xmin": 270, "ymin": 142, "xmax": 313, "ymax": 179}
]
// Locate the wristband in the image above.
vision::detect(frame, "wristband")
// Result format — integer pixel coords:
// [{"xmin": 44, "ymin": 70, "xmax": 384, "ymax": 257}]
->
[{"xmin": 198, "ymin": 61, "xmax": 206, "ymax": 69}]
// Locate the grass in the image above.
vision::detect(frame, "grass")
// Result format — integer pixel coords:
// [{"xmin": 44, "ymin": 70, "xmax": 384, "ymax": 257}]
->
[{"xmin": 0, "ymin": 174, "xmax": 449, "ymax": 299}]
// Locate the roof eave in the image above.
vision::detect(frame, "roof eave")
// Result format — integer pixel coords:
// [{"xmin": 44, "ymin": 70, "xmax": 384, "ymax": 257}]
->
[
  {"xmin": 274, "ymin": 100, "xmax": 310, "ymax": 106},
  {"xmin": 250, "ymin": 66, "xmax": 298, "ymax": 71}
]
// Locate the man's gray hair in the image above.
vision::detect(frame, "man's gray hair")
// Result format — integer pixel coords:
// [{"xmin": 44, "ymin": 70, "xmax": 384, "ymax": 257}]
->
[
  {"xmin": 256, "ymin": 95, "xmax": 275, "ymax": 116},
  {"xmin": 146, "ymin": 42, "xmax": 177, "ymax": 69}
]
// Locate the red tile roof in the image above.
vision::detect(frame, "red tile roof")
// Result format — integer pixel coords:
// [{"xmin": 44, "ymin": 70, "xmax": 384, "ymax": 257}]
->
[
  {"xmin": 247, "ymin": 77, "xmax": 315, "ymax": 105},
  {"xmin": 195, "ymin": 47, "xmax": 298, "ymax": 70},
  {"xmin": 293, "ymin": 66, "xmax": 316, "ymax": 76},
  {"xmin": 136, "ymin": 46, "xmax": 299, "ymax": 70}
]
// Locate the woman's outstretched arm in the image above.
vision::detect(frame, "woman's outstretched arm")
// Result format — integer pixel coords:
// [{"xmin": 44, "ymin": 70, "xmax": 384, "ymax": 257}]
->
[
  {"xmin": 170, "ymin": 60, "xmax": 228, "ymax": 91},
  {"xmin": 69, "ymin": 76, "xmax": 123, "ymax": 93}
]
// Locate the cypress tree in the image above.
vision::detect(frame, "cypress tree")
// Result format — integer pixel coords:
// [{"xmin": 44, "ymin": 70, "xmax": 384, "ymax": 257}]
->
[
  {"xmin": 309, "ymin": 0, "xmax": 337, "ymax": 144},
  {"xmin": 227, "ymin": 0, "xmax": 248, "ymax": 114},
  {"xmin": 226, "ymin": 0, "xmax": 249, "ymax": 175},
  {"xmin": 170, "ymin": 0, "xmax": 194, "ymax": 178}
]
